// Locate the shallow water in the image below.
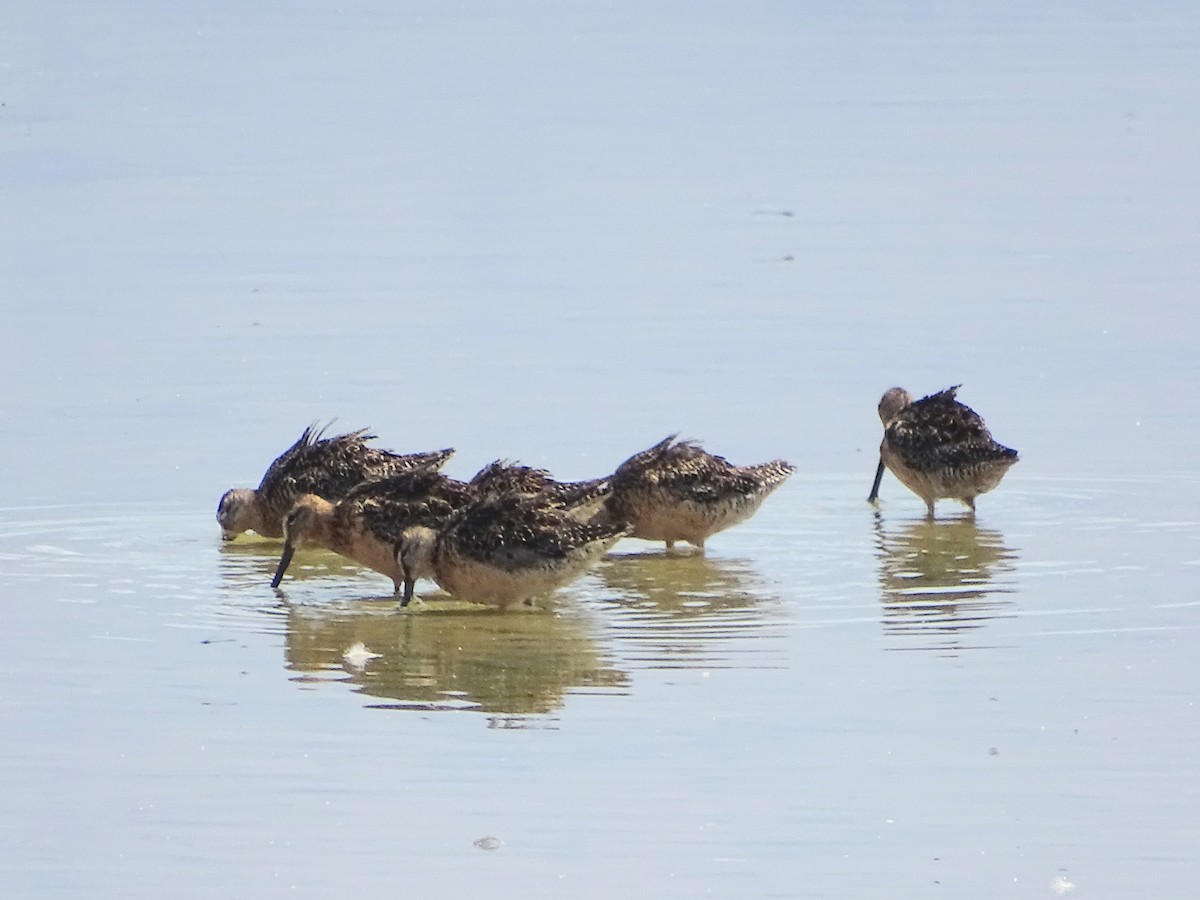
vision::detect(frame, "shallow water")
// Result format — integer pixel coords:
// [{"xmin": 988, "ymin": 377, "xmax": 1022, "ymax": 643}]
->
[{"xmin": 4, "ymin": 3, "xmax": 1199, "ymax": 898}]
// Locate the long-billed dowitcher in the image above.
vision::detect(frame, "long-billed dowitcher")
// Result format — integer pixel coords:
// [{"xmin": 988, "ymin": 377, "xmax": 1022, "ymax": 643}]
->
[
  {"xmin": 601, "ymin": 435, "xmax": 795, "ymax": 553},
  {"xmin": 395, "ymin": 493, "xmax": 629, "ymax": 608},
  {"xmin": 217, "ymin": 424, "xmax": 453, "ymax": 541},
  {"xmin": 868, "ymin": 385, "xmax": 1019, "ymax": 517},
  {"xmin": 469, "ymin": 459, "xmax": 611, "ymax": 516},
  {"xmin": 269, "ymin": 469, "xmax": 474, "ymax": 594}
]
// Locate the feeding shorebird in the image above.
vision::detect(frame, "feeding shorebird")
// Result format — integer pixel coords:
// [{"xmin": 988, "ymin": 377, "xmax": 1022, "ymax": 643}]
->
[
  {"xmin": 217, "ymin": 424, "xmax": 453, "ymax": 541},
  {"xmin": 395, "ymin": 493, "xmax": 629, "ymax": 609},
  {"xmin": 601, "ymin": 435, "xmax": 795, "ymax": 553},
  {"xmin": 868, "ymin": 385, "xmax": 1019, "ymax": 517},
  {"xmin": 469, "ymin": 459, "xmax": 610, "ymax": 517},
  {"xmin": 270, "ymin": 469, "xmax": 474, "ymax": 594}
]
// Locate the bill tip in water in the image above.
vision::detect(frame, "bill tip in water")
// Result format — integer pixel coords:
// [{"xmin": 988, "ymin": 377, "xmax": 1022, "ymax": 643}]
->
[{"xmin": 271, "ymin": 544, "xmax": 296, "ymax": 589}]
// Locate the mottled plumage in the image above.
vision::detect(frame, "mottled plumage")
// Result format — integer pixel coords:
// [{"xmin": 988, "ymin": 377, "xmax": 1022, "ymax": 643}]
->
[
  {"xmin": 270, "ymin": 469, "xmax": 474, "ymax": 594},
  {"xmin": 217, "ymin": 423, "xmax": 453, "ymax": 540},
  {"xmin": 601, "ymin": 435, "xmax": 795, "ymax": 552},
  {"xmin": 869, "ymin": 385, "xmax": 1019, "ymax": 517},
  {"xmin": 396, "ymin": 494, "xmax": 629, "ymax": 608},
  {"xmin": 469, "ymin": 459, "xmax": 611, "ymax": 516}
]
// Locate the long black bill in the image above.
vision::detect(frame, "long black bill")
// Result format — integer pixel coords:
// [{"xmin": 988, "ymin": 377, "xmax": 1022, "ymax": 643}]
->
[
  {"xmin": 271, "ymin": 543, "xmax": 296, "ymax": 588},
  {"xmin": 400, "ymin": 577, "xmax": 415, "ymax": 608},
  {"xmin": 868, "ymin": 457, "xmax": 886, "ymax": 503}
]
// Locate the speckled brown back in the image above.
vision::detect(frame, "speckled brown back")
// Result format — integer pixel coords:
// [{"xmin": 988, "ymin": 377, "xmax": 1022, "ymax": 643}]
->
[
  {"xmin": 885, "ymin": 387, "xmax": 1018, "ymax": 475},
  {"xmin": 255, "ymin": 423, "xmax": 454, "ymax": 526}
]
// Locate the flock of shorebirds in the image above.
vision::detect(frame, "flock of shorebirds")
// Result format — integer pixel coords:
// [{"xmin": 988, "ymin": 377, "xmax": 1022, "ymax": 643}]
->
[{"xmin": 218, "ymin": 385, "xmax": 1019, "ymax": 610}]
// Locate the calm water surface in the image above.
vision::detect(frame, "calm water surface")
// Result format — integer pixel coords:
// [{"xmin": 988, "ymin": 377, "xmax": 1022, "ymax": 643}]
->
[{"xmin": 3, "ymin": 3, "xmax": 1199, "ymax": 898}]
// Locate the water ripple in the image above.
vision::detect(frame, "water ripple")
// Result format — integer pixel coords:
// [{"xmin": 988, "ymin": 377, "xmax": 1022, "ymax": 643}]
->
[
  {"xmin": 589, "ymin": 552, "xmax": 789, "ymax": 669},
  {"xmin": 872, "ymin": 512, "xmax": 1020, "ymax": 654}
]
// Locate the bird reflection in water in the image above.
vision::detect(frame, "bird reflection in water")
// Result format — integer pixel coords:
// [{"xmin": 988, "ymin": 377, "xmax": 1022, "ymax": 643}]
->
[
  {"xmin": 873, "ymin": 512, "xmax": 1019, "ymax": 653},
  {"xmin": 217, "ymin": 536, "xmax": 360, "ymax": 580},
  {"xmin": 218, "ymin": 539, "xmax": 627, "ymax": 724},
  {"xmin": 282, "ymin": 604, "xmax": 628, "ymax": 725},
  {"xmin": 218, "ymin": 538, "xmax": 397, "ymax": 602},
  {"xmin": 593, "ymin": 552, "xmax": 784, "ymax": 669}
]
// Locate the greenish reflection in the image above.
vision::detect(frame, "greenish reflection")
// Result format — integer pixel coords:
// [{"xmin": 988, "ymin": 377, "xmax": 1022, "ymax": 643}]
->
[
  {"xmin": 592, "ymin": 551, "xmax": 784, "ymax": 669},
  {"xmin": 219, "ymin": 540, "xmax": 629, "ymax": 721},
  {"xmin": 873, "ymin": 513, "xmax": 1019, "ymax": 651},
  {"xmin": 218, "ymin": 539, "xmax": 394, "ymax": 598},
  {"xmin": 282, "ymin": 603, "xmax": 628, "ymax": 723}
]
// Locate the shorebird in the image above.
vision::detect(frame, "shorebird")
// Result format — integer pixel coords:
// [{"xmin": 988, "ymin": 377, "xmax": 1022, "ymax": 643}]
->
[
  {"xmin": 217, "ymin": 423, "xmax": 453, "ymax": 540},
  {"xmin": 601, "ymin": 435, "xmax": 795, "ymax": 553},
  {"xmin": 395, "ymin": 493, "xmax": 629, "ymax": 608},
  {"xmin": 868, "ymin": 385, "xmax": 1019, "ymax": 517},
  {"xmin": 469, "ymin": 459, "xmax": 610, "ymax": 517},
  {"xmin": 269, "ymin": 469, "xmax": 474, "ymax": 593}
]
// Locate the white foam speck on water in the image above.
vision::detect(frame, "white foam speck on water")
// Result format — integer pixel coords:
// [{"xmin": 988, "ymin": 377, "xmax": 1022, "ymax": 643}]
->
[
  {"xmin": 342, "ymin": 642, "xmax": 383, "ymax": 670},
  {"xmin": 1051, "ymin": 873, "xmax": 1076, "ymax": 895}
]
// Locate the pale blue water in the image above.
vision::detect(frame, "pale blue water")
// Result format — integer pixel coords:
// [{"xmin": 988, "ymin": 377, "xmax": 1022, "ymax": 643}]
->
[{"xmin": 2, "ymin": 3, "xmax": 1199, "ymax": 898}]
